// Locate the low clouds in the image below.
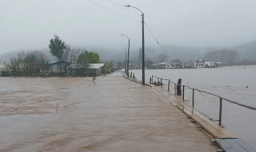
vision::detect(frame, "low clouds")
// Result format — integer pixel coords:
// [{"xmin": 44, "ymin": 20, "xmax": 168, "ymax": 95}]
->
[{"xmin": 1, "ymin": 0, "xmax": 256, "ymax": 54}]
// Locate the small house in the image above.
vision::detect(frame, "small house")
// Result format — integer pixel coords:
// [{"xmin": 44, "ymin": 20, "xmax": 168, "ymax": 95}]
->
[
  {"xmin": 170, "ymin": 62, "xmax": 181, "ymax": 69},
  {"xmin": 148, "ymin": 64, "xmax": 158, "ymax": 69},
  {"xmin": 195, "ymin": 59, "xmax": 216, "ymax": 68},
  {"xmin": 195, "ymin": 59, "xmax": 205, "ymax": 68},
  {"xmin": 48, "ymin": 61, "xmax": 71, "ymax": 73},
  {"xmin": 84, "ymin": 63, "xmax": 105, "ymax": 76},
  {"xmin": 215, "ymin": 62, "xmax": 223, "ymax": 67},
  {"xmin": 182, "ymin": 62, "xmax": 195, "ymax": 69},
  {"xmin": 158, "ymin": 62, "xmax": 172, "ymax": 69},
  {"xmin": 204, "ymin": 60, "xmax": 215, "ymax": 68}
]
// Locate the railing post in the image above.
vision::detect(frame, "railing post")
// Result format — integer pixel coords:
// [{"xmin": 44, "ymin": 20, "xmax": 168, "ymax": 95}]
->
[
  {"xmin": 152, "ymin": 75, "xmax": 153, "ymax": 84},
  {"xmin": 219, "ymin": 98, "xmax": 222, "ymax": 126},
  {"xmin": 174, "ymin": 84, "xmax": 177, "ymax": 96},
  {"xmin": 150, "ymin": 78, "xmax": 151, "ymax": 84},
  {"xmin": 168, "ymin": 80, "xmax": 170, "ymax": 91},
  {"xmin": 192, "ymin": 89, "xmax": 195, "ymax": 107},
  {"xmin": 182, "ymin": 86, "xmax": 185, "ymax": 101},
  {"xmin": 177, "ymin": 79, "xmax": 182, "ymax": 96},
  {"xmin": 161, "ymin": 78, "xmax": 162, "ymax": 88}
]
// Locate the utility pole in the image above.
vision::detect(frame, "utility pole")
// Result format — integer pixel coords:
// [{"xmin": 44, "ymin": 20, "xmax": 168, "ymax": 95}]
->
[
  {"xmin": 128, "ymin": 38, "xmax": 130, "ymax": 74},
  {"xmin": 141, "ymin": 13, "xmax": 145, "ymax": 85},
  {"xmin": 121, "ymin": 34, "xmax": 130, "ymax": 76},
  {"xmin": 125, "ymin": 51, "xmax": 127, "ymax": 74},
  {"xmin": 125, "ymin": 5, "xmax": 145, "ymax": 85},
  {"xmin": 122, "ymin": 49, "xmax": 127, "ymax": 75}
]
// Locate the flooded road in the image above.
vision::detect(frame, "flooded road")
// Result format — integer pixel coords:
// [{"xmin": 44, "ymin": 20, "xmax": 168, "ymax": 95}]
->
[
  {"xmin": 131, "ymin": 66, "xmax": 256, "ymax": 147},
  {"xmin": 0, "ymin": 74, "xmax": 216, "ymax": 152}
]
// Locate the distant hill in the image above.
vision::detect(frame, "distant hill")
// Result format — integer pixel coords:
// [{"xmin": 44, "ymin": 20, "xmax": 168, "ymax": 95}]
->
[
  {"xmin": 232, "ymin": 41, "xmax": 256, "ymax": 61},
  {"xmin": 1, "ymin": 41, "xmax": 256, "ymax": 62},
  {"xmin": 0, "ymin": 48, "xmax": 127, "ymax": 63},
  {"xmin": 0, "ymin": 51, "xmax": 18, "ymax": 62}
]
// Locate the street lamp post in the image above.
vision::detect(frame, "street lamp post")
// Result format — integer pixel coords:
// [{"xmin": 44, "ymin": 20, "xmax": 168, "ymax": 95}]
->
[
  {"xmin": 122, "ymin": 49, "xmax": 127, "ymax": 74},
  {"xmin": 125, "ymin": 5, "xmax": 145, "ymax": 85},
  {"xmin": 121, "ymin": 34, "xmax": 130, "ymax": 76}
]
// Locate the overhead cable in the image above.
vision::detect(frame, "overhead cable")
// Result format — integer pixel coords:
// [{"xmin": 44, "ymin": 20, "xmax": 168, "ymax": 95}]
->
[
  {"xmin": 86, "ymin": 0, "xmax": 140, "ymax": 22},
  {"xmin": 106, "ymin": 0, "xmax": 140, "ymax": 15},
  {"xmin": 145, "ymin": 23, "xmax": 189, "ymax": 83}
]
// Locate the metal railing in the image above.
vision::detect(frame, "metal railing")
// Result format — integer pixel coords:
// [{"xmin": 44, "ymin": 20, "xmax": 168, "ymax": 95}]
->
[
  {"xmin": 151, "ymin": 75, "xmax": 256, "ymax": 126},
  {"xmin": 123, "ymin": 71, "xmax": 137, "ymax": 81}
]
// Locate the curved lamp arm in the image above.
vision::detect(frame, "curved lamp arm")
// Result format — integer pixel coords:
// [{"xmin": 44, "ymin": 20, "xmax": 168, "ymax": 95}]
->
[
  {"xmin": 125, "ymin": 5, "xmax": 144, "ymax": 14},
  {"xmin": 121, "ymin": 34, "xmax": 130, "ymax": 40}
]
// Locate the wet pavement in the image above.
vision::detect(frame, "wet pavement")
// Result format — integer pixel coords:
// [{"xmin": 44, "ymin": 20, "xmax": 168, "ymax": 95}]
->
[
  {"xmin": 131, "ymin": 67, "xmax": 256, "ymax": 147},
  {"xmin": 0, "ymin": 74, "xmax": 217, "ymax": 152}
]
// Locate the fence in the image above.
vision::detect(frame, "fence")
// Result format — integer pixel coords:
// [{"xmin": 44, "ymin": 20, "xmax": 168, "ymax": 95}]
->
[{"xmin": 150, "ymin": 75, "xmax": 256, "ymax": 126}]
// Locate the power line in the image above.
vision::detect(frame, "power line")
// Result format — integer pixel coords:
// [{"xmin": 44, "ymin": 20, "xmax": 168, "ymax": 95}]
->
[
  {"xmin": 106, "ymin": 0, "xmax": 140, "ymax": 15},
  {"xmin": 86, "ymin": 0, "xmax": 140, "ymax": 22},
  {"xmin": 130, "ymin": 22, "xmax": 140, "ymax": 39},
  {"xmin": 144, "ymin": 22, "xmax": 190, "ymax": 83},
  {"xmin": 145, "ymin": 23, "xmax": 170, "ymax": 58}
]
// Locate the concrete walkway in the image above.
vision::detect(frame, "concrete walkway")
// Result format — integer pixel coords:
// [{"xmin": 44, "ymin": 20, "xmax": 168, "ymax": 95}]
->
[{"xmin": 0, "ymin": 74, "xmax": 217, "ymax": 152}]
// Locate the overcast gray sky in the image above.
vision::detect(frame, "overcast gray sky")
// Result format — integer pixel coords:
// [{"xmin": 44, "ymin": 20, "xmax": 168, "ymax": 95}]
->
[{"xmin": 1, "ymin": 0, "xmax": 256, "ymax": 54}]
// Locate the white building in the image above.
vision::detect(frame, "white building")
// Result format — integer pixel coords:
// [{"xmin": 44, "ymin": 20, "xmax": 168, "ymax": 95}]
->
[
  {"xmin": 182, "ymin": 62, "xmax": 196, "ymax": 69},
  {"xmin": 88, "ymin": 63, "xmax": 105, "ymax": 69},
  {"xmin": 204, "ymin": 60, "xmax": 215, "ymax": 68},
  {"xmin": 158, "ymin": 62, "xmax": 172, "ymax": 69},
  {"xmin": 195, "ymin": 59, "xmax": 216, "ymax": 68},
  {"xmin": 195, "ymin": 59, "xmax": 205, "ymax": 68},
  {"xmin": 215, "ymin": 62, "xmax": 223, "ymax": 67},
  {"xmin": 157, "ymin": 62, "xmax": 183, "ymax": 69}
]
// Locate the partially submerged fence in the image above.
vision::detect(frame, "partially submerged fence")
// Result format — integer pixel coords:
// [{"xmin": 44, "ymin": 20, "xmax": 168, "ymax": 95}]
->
[{"xmin": 150, "ymin": 75, "xmax": 256, "ymax": 126}]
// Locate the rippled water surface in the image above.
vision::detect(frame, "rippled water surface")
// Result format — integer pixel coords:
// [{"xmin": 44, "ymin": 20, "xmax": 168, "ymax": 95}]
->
[
  {"xmin": 131, "ymin": 66, "xmax": 256, "ymax": 147},
  {"xmin": 0, "ymin": 74, "xmax": 217, "ymax": 152}
]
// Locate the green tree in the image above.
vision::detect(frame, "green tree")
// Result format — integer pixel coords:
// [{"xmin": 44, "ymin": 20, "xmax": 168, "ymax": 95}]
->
[
  {"xmin": 49, "ymin": 35, "xmax": 66, "ymax": 61},
  {"xmin": 77, "ymin": 51, "xmax": 100, "ymax": 68},
  {"xmin": 87, "ymin": 51, "xmax": 100, "ymax": 63}
]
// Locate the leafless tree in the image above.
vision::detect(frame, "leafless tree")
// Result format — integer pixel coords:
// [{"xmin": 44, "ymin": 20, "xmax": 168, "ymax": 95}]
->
[
  {"xmin": 67, "ymin": 46, "xmax": 82, "ymax": 68},
  {"xmin": 35, "ymin": 51, "xmax": 50, "ymax": 73},
  {"xmin": 61, "ymin": 45, "xmax": 82, "ymax": 75},
  {"xmin": 204, "ymin": 49, "xmax": 239, "ymax": 65},
  {"xmin": 158, "ymin": 54, "xmax": 168, "ymax": 63},
  {"xmin": 9, "ymin": 57, "xmax": 19, "ymax": 75},
  {"xmin": 9, "ymin": 51, "xmax": 49, "ymax": 76}
]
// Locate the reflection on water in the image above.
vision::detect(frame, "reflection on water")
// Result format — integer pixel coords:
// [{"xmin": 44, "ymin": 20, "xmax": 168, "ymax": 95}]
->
[{"xmin": 131, "ymin": 66, "xmax": 256, "ymax": 147}]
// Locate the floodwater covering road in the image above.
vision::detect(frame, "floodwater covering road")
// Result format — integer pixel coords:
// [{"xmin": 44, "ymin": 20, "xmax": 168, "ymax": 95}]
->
[
  {"xmin": 131, "ymin": 66, "xmax": 256, "ymax": 147},
  {"xmin": 0, "ymin": 73, "xmax": 216, "ymax": 152}
]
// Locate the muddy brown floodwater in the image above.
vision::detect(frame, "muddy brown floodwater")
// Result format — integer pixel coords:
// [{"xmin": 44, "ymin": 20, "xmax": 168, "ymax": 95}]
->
[
  {"xmin": 131, "ymin": 66, "xmax": 256, "ymax": 147},
  {"xmin": 0, "ymin": 74, "xmax": 217, "ymax": 152}
]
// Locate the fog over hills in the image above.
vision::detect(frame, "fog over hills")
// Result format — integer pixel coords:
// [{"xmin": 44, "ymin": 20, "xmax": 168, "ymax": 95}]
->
[
  {"xmin": 1, "ymin": 1, "xmax": 256, "ymax": 63},
  {"xmin": 1, "ymin": 40, "xmax": 255, "ymax": 63},
  {"xmin": 231, "ymin": 41, "xmax": 256, "ymax": 61}
]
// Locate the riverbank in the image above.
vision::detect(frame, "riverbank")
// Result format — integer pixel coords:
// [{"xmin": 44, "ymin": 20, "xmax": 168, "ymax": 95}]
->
[{"xmin": 0, "ymin": 74, "xmax": 217, "ymax": 152}]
